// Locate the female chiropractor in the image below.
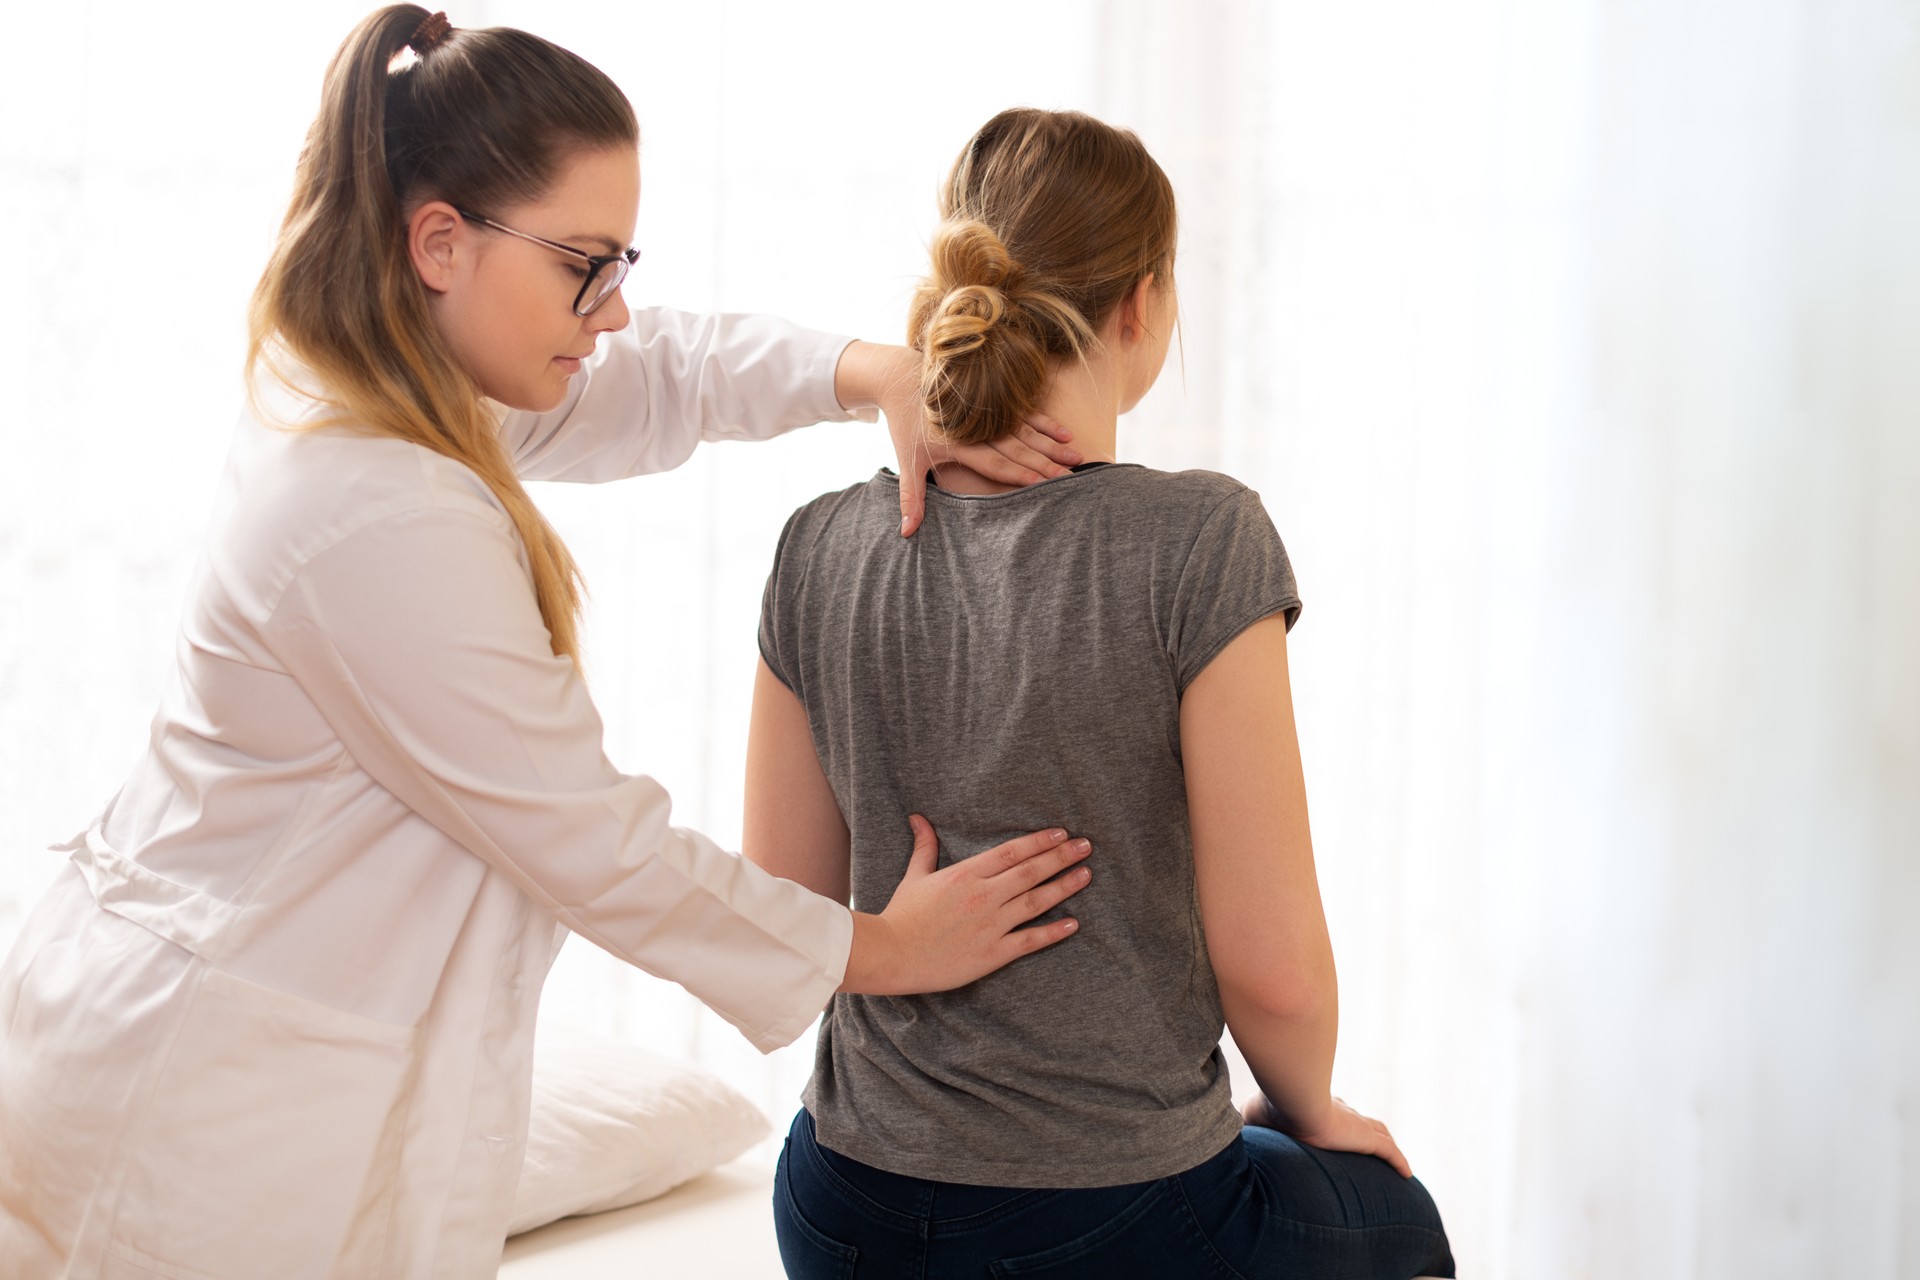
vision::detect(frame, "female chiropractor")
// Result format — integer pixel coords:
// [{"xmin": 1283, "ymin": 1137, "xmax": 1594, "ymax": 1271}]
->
[{"xmin": 0, "ymin": 9, "xmax": 1094, "ymax": 1278}]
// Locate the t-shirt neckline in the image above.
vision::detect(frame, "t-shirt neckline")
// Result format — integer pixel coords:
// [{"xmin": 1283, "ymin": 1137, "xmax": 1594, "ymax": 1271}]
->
[{"xmin": 880, "ymin": 460, "xmax": 1139, "ymax": 501}]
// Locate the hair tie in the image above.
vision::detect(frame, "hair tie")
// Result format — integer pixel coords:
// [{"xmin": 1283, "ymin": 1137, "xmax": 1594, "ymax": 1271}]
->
[{"xmin": 408, "ymin": 11, "xmax": 453, "ymax": 57}]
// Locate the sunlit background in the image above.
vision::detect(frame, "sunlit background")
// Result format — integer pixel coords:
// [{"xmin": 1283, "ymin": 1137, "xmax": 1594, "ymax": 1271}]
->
[{"xmin": 2, "ymin": 1, "xmax": 1915, "ymax": 1275}]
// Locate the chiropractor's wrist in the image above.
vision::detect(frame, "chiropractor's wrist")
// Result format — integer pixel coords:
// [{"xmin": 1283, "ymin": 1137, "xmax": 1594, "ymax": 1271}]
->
[
  {"xmin": 832, "ymin": 340, "xmax": 919, "ymax": 413},
  {"xmin": 839, "ymin": 911, "xmax": 907, "ymax": 995},
  {"xmin": 834, "ymin": 339, "xmax": 939, "ymax": 535}
]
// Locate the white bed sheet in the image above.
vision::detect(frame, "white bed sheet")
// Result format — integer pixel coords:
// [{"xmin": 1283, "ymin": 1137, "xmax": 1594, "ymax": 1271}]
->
[{"xmin": 499, "ymin": 1157, "xmax": 782, "ymax": 1279}]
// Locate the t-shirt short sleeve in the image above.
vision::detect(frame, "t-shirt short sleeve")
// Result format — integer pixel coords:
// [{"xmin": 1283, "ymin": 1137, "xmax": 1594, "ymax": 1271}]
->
[
  {"xmin": 1167, "ymin": 487, "xmax": 1303, "ymax": 692},
  {"xmin": 758, "ymin": 508, "xmax": 803, "ymax": 695}
]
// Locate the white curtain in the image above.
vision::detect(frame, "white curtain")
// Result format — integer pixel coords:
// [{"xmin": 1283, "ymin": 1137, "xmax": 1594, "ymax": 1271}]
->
[{"xmin": 1, "ymin": 2, "xmax": 1912, "ymax": 1275}]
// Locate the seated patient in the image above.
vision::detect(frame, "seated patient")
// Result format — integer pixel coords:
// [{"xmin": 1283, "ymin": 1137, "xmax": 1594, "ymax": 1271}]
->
[{"xmin": 745, "ymin": 107, "xmax": 1455, "ymax": 1279}]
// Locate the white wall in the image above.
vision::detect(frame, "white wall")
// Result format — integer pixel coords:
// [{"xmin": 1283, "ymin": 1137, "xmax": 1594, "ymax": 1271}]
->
[{"xmin": 2, "ymin": 2, "xmax": 1913, "ymax": 1274}]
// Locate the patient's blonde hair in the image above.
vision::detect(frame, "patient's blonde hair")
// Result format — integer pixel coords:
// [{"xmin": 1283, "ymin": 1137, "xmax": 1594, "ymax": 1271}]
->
[{"xmin": 907, "ymin": 108, "xmax": 1179, "ymax": 447}]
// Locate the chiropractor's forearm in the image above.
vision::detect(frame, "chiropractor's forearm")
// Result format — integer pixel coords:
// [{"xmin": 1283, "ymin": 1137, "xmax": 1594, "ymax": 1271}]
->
[
  {"xmin": 1221, "ymin": 980, "xmax": 1340, "ymax": 1136},
  {"xmin": 832, "ymin": 339, "xmax": 919, "ymax": 411}
]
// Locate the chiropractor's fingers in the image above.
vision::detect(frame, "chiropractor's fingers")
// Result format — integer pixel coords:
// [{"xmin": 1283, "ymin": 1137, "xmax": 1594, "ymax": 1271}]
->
[
  {"xmin": 982, "ymin": 421, "xmax": 1079, "ymax": 478},
  {"xmin": 891, "ymin": 407, "xmax": 1076, "ymax": 538},
  {"xmin": 902, "ymin": 813, "xmax": 940, "ymax": 877},
  {"xmin": 985, "ymin": 837, "xmax": 1093, "ymax": 903},
  {"xmin": 942, "ymin": 442, "xmax": 1051, "ymax": 488},
  {"xmin": 997, "ymin": 914, "xmax": 1081, "ymax": 962},
  {"xmin": 1021, "ymin": 412, "xmax": 1075, "ymax": 447},
  {"xmin": 913, "ymin": 820, "xmax": 1088, "ymax": 891},
  {"xmin": 866, "ymin": 821, "xmax": 1084, "ymax": 992},
  {"xmin": 880, "ymin": 378, "xmax": 939, "ymax": 537},
  {"xmin": 1014, "ymin": 415, "xmax": 1080, "ymax": 471},
  {"xmin": 966, "ymin": 825, "xmax": 1077, "ymax": 877},
  {"xmin": 1005, "ymin": 862, "xmax": 1092, "ymax": 927},
  {"xmin": 897, "ymin": 461, "xmax": 929, "ymax": 537}
]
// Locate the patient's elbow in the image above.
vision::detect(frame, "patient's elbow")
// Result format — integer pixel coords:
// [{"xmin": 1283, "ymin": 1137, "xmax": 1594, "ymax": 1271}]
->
[{"xmin": 1215, "ymin": 964, "xmax": 1334, "ymax": 1027}]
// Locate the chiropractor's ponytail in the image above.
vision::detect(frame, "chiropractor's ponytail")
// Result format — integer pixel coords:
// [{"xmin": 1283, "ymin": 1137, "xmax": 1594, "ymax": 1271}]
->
[{"xmin": 248, "ymin": 5, "xmax": 637, "ymax": 663}]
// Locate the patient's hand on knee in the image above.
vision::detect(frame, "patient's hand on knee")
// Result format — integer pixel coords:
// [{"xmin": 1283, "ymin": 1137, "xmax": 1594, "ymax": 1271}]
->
[{"xmin": 1243, "ymin": 1092, "xmax": 1413, "ymax": 1178}]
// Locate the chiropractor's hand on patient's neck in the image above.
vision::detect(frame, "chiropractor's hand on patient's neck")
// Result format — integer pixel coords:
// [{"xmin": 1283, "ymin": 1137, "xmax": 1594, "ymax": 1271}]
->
[
  {"xmin": 838, "ymin": 816, "xmax": 1092, "ymax": 995},
  {"xmin": 832, "ymin": 341, "xmax": 1081, "ymax": 535}
]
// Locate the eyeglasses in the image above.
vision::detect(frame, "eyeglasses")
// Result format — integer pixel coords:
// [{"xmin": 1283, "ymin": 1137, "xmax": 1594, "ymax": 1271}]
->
[{"xmin": 455, "ymin": 208, "xmax": 640, "ymax": 316}]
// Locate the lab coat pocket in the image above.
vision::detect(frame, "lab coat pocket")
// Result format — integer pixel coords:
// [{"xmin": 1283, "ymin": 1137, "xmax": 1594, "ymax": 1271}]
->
[{"xmin": 107, "ymin": 966, "xmax": 420, "ymax": 1280}]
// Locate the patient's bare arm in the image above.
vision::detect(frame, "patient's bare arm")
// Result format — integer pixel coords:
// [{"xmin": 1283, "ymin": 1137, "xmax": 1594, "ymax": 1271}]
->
[{"xmin": 1184, "ymin": 614, "xmax": 1411, "ymax": 1178}]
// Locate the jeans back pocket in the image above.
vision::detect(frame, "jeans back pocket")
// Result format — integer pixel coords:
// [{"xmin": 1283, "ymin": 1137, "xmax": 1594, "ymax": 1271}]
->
[
  {"xmin": 774, "ymin": 1142, "xmax": 860, "ymax": 1280},
  {"xmin": 988, "ymin": 1182, "xmax": 1176, "ymax": 1276}
]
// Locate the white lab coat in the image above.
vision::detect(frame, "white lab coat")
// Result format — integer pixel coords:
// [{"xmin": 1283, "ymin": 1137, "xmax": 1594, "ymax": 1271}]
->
[{"xmin": 0, "ymin": 310, "xmax": 864, "ymax": 1279}]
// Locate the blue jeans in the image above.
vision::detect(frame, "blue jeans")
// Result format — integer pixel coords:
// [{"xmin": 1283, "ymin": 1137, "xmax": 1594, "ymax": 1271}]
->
[{"xmin": 773, "ymin": 1109, "xmax": 1455, "ymax": 1279}]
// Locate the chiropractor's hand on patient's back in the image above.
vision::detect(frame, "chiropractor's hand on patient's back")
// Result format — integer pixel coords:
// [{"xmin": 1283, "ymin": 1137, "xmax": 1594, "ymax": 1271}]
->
[{"xmin": 839, "ymin": 816, "xmax": 1092, "ymax": 995}]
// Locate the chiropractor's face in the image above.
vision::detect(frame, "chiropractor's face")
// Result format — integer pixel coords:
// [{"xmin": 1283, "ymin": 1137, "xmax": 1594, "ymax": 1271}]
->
[{"xmin": 410, "ymin": 145, "xmax": 640, "ymax": 412}]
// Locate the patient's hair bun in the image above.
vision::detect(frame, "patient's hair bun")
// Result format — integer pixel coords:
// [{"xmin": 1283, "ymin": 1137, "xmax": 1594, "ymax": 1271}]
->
[
  {"xmin": 905, "ymin": 108, "xmax": 1178, "ymax": 450},
  {"xmin": 907, "ymin": 220, "xmax": 1055, "ymax": 447}
]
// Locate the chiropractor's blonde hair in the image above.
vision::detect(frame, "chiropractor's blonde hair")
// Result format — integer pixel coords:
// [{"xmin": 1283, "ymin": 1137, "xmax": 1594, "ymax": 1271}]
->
[
  {"xmin": 248, "ymin": 5, "xmax": 636, "ymax": 663},
  {"xmin": 908, "ymin": 109, "xmax": 1178, "ymax": 447}
]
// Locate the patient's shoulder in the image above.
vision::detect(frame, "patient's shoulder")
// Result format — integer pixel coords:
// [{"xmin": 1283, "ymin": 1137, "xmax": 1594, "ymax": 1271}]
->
[
  {"xmin": 773, "ymin": 472, "xmax": 892, "ymax": 560},
  {"xmin": 1113, "ymin": 464, "xmax": 1251, "ymax": 503},
  {"xmin": 792, "ymin": 473, "xmax": 885, "ymax": 521},
  {"xmin": 1097, "ymin": 465, "xmax": 1273, "ymax": 537}
]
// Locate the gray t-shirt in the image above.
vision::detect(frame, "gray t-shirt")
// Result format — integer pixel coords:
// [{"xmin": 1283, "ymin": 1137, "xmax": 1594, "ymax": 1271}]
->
[{"xmin": 759, "ymin": 462, "xmax": 1301, "ymax": 1188}]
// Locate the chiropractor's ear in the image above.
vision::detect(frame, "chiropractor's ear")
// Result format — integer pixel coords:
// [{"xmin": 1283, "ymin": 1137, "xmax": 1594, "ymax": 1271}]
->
[{"xmin": 407, "ymin": 201, "xmax": 464, "ymax": 296}]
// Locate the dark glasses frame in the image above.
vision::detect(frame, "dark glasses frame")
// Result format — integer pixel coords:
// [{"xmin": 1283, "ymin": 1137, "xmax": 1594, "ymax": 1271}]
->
[{"xmin": 455, "ymin": 207, "xmax": 640, "ymax": 316}]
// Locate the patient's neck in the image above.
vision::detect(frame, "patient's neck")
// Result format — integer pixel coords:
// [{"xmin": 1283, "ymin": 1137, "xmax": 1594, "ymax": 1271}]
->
[{"xmin": 932, "ymin": 354, "xmax": 1121, "ymax": 497}]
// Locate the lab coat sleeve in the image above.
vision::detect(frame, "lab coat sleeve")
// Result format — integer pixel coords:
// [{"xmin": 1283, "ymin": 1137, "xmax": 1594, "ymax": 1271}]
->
[
  {"xmin": 260, "ymin": 500, "xmax": 852, "ymax": 1053},
  {"xmin": 501, "ymin": 307, "xmax": 876, "ymax": 483}
]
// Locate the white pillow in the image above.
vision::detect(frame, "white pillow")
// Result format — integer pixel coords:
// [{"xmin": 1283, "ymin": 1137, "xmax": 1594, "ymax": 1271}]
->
[{"xmin": 507, "ymin": 1026, "xmax": 773, "ymax": 1237}]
